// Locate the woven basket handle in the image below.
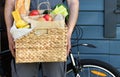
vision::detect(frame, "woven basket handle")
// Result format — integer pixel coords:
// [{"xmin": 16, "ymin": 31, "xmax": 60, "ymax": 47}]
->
[{"xmin": 37, "ymin": 2, "xmax": 51, "ymax": 14}]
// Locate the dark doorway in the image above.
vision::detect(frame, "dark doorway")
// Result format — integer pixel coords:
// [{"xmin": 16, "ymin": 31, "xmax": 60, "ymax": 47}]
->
[{"xmin": 0, "ymin": 0, "xmax": 12, "ymax": 77}]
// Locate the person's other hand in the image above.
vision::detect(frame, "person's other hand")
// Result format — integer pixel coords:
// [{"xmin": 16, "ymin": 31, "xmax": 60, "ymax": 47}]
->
[
  {"xmin": 67, "ymin": 31, "xmax": 71, "ymax": 56},
  {"xmin": 8, "ymin": 33, "xmax": 15, "ymax": 57}
]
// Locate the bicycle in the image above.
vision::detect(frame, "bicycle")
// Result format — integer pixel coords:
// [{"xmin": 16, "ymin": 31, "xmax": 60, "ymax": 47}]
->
[
  {"xmin": 66, "ymin": 26, "xmax": 120, "ymax": 77},
  {"xmin": 66, "ymin": 43, "xmax": 120, "ymax": 77},
  {"xmin": 0, "ymin": 28, "xmax": 120, "ymax": 77}
]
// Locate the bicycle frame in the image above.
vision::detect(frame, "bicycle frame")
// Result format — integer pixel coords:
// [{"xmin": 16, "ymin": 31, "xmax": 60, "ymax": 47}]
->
[
  {"xmin": 69, "ymin": 52, "xmax": 81, "ymax": 77},
  {"xmin": 68, "ymin": 43, "xmax": 96, "ymax": 77}
]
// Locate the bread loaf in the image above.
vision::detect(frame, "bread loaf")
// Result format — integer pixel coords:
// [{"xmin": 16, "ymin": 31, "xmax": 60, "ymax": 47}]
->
[{"xmin": 15, "ymin": 0, "xmax": 30, "ymax": 15}]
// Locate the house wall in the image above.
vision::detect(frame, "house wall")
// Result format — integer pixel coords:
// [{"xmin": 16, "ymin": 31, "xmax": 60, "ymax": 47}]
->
[{"xmin": 72, "ymin": 0, "xmax": 120, "ymax": 71}]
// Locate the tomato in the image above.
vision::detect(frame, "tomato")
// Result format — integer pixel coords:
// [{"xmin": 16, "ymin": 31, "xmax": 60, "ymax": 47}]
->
[
  {"xmin": 29, "ymin": 10, "xmax": 39, "ymax": 16},
  {"xmin": 43, "ymin": 14, "xmax": 52, "ymax": 21}
]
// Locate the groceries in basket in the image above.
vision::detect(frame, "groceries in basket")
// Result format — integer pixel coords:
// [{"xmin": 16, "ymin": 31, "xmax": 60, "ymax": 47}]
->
[
  {"xmin": 12, "ymin": 2, "xmax": 68, "ymax": 29},
  {"xmin": 11, "ymin": 2, "xmax": 69, "ymax": 40},
  {"xmin": 11, "ymin": 1, "xmax": 68, "ymax": 63}
]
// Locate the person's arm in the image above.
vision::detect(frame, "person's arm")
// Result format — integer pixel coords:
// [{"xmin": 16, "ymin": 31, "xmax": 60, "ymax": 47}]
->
[
  {"xmin": 4, "ymin": 0, "xmax": 15, "ymax": 57},
  {"xmin": 66, "ymin": 0, "xmax": 79, "ymax": 54}
]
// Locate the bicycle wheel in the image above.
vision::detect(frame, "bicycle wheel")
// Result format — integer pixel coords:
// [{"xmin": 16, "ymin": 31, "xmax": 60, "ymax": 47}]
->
[{"xmin": 67, "ymin": 59, "xmax": 120, "ymax": 77}]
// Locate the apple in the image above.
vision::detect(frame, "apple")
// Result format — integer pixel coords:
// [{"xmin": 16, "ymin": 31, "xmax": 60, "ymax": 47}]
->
[
  {"xmin": 43, "ymin": 14, "xmax": 52, "ymax": 21},
  {"xmin": 29, "ymin": 10, "xmax": 39, "ymax": 16}
]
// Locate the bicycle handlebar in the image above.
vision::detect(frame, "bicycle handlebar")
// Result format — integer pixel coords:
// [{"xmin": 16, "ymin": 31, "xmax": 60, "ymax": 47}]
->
[
  {"xmin": 0, "ymin": 50, "xmax": 10, "ymax": 55},
  {"xmin": 0, "ymin": 28, "xmax": 3, "ymax": 32},
  {"xmin": 72, "ymin": 43, "xmax": 96, "ymax": 48}
]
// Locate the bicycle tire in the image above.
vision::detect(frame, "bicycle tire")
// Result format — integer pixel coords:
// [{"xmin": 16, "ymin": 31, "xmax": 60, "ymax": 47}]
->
[{"xmin": 67, "ymin": 59, "xmax": 120, "ymax": 77}]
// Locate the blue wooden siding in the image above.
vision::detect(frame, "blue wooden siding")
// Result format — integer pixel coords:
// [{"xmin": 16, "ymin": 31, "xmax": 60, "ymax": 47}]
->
[
  {"xmin": 77, "ymin": 12, "xmax": 103, "ymax": 25},
  {"xmin": 80, "ymin": 0, "xmax": 104, "ymax": 11},
  {"xmin": 71, "ymin": 0, "xmax": 120, "ymax": 71}
]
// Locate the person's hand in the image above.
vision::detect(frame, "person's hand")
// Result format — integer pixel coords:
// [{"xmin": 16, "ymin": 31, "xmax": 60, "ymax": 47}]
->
[
  {"xmin": 67, "ymin": 31, "xmax": 71, "ymax": 56},
  {"xmin": 8, "ymin": 33, "xmax": 15, "ymax": 57}
]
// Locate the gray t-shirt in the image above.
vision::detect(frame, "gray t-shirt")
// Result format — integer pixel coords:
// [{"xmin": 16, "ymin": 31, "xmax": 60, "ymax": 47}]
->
[{"xmin": 30, "ymin": 0, "xmax": 63, "ymax": 10}]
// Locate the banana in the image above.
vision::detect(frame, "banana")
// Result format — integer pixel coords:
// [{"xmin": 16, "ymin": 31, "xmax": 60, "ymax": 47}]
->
[
  {"xmin": 12, "ymin": 10, "xmax": 22, "ymax": 22},
  {"xmin": 16, "ymin": 20, "xmax": 30, "ymax": 29},
  {"xmin": 12, "ymin": 10, "xmax": 30, "ymax": 29}
]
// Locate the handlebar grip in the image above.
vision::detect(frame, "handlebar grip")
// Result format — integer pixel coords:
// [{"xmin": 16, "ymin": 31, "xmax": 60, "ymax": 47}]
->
[
  {"xmin": 72, "ymin": 43, "xmax": 96, "ymax": 48},
  {"xmin": 0, "ymin": 50, "xmax": 10, "ymax": 55}
]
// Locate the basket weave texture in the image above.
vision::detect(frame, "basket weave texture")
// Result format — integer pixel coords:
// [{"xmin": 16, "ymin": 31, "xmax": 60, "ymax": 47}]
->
[{"xmin": 15, "ymin": 25, "xmax": 67, "ymax": 63}]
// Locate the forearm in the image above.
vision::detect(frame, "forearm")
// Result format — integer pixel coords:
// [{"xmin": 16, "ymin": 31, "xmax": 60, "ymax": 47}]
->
[
  {"xmin": 4, "ymin": 0, "xmax": 15, "ymax": 37},
  {"xmin": 67, "ymin": 0, "xmax": 79, "ymax": 37}
]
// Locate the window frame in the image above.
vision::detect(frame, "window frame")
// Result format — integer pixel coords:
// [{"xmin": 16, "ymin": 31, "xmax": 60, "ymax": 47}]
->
[{"xmin": 104, "ymin": 0, "xmax": 117, "ymax": 38}]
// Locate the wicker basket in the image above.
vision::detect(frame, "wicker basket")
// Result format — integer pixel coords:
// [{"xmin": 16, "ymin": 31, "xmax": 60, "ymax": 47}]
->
[
  {"xmin": 14, "ymin": 2, "xmax": 67, "ymax": 63},
  {"xmin": 15, "ymin": 21, "xmax": 67, "ymax": 63}
]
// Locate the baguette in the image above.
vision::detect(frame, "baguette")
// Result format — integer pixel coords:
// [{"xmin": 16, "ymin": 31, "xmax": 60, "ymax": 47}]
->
[
  {"xmin": 25, "ymin": 0, "xmax": 30, "ymax": 13},
  {"xmin": 15, "ymin": 0, "xmax": 30, "ymax": 15}
]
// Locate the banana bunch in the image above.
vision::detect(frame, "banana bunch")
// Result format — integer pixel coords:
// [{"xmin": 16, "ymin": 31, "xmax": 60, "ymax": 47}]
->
[
  {"xmin": 12, "ymin": 10, "xmax": 30, "ymax": 29},
  {"xmin": 15, "ymin": 20, "xmax": 30, "ymax": 28}
]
